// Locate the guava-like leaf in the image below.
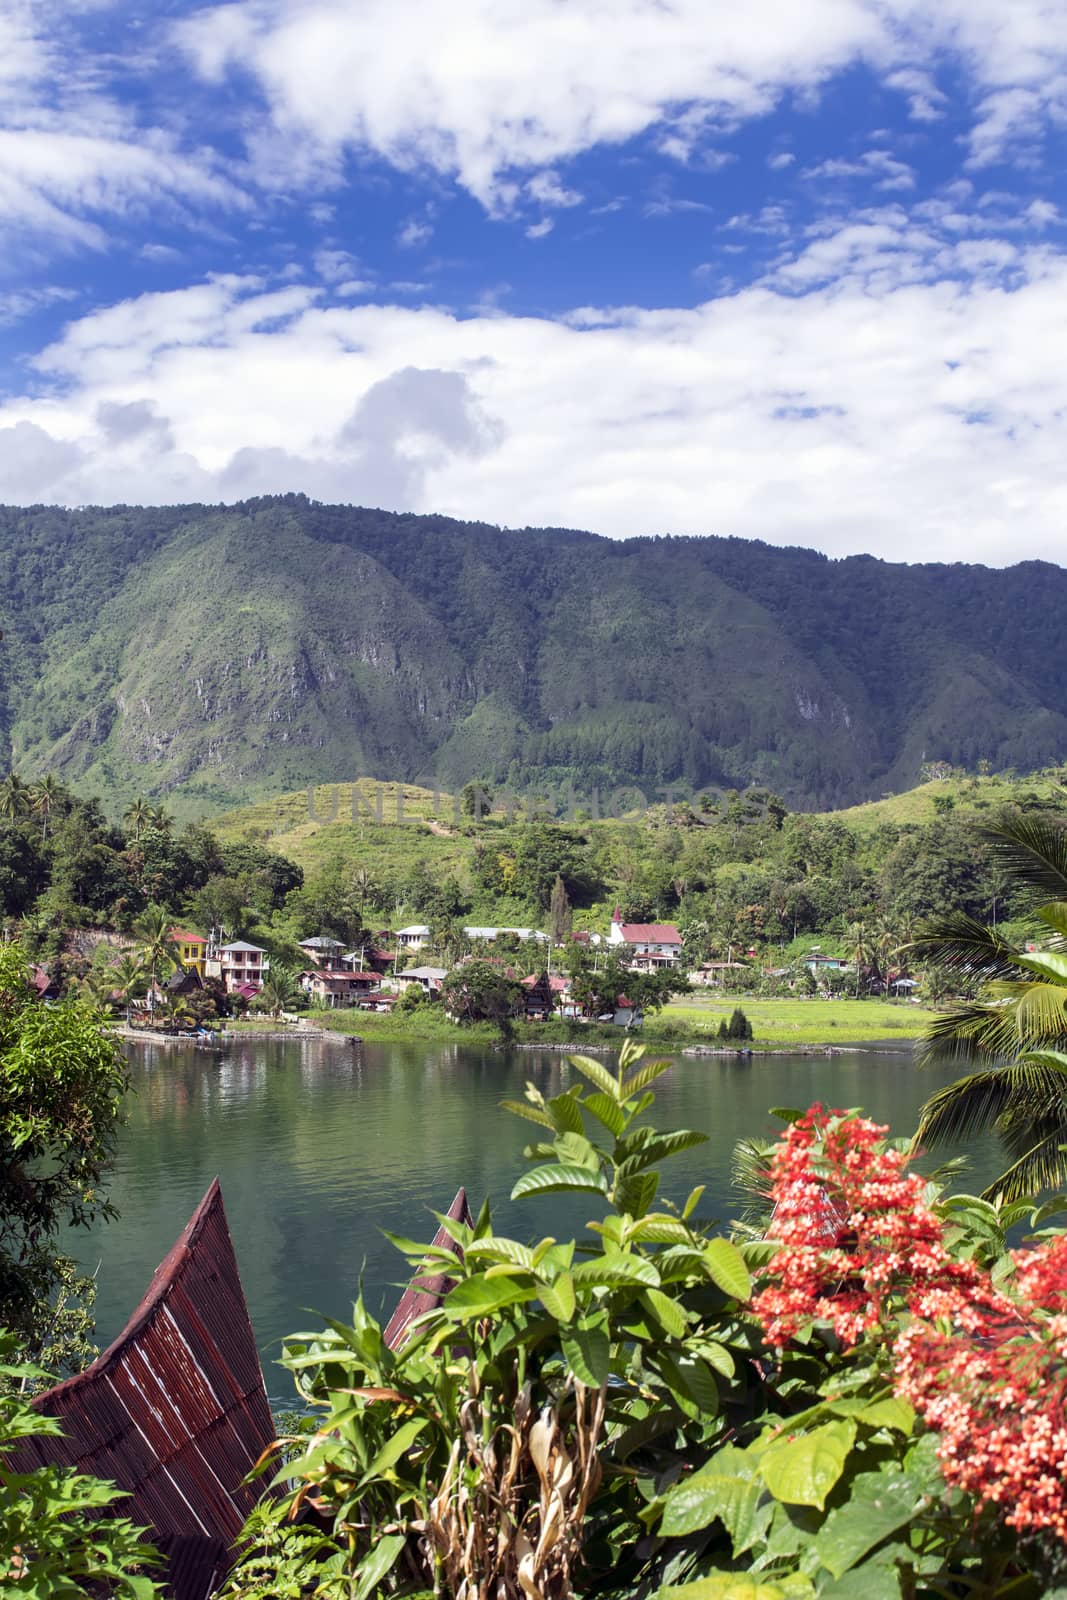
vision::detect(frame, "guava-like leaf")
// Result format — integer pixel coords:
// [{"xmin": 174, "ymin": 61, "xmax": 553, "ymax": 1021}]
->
[
  {"xmin": 703, "ymin": 1238, "xmax": 752, "ymax": 1301},
  {"xmin": 759, "ymin": 1421, "xmax": 855, "ymax": 1510}
]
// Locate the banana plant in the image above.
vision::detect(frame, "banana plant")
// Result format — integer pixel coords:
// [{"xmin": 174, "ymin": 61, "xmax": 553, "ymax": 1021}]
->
[{"xmin": 226, "ymin": 1043, "xmax": 761, "ymax": 1600}]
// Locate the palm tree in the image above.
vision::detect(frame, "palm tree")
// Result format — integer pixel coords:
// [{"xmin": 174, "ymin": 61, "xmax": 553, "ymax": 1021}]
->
[
  {"xmin": 29, "ymin": 775, "xmax": 63, "ymax": 839},
  {"xmin": 0, "ymin": 772, "xmax": 29, "ymax": 821},
  {"xmin": 123, "ymin": 797, "xmax": 153, "ymax": 840},
  {"xmin": 114, "ymin": 953, "xmax": 146, "ymax": 1023},
  {"xmin": 912, "ymin": 810, "xmax": 1067, "ymax": 1198},
  {"xmin": 845, "ymin": 920, "xmax": 872, "ymax": 996},
  {"xmin": 81, "ymin": 966, "xmax": 119, "ymax": 1012},
  {"xmin": 131, "ymin": 906, "xmax": 180, "ymax": 1013},
  {"xmin": 255, "ymin": 967, "xmax": 298, "ymax": 1019},
  {"xmin": 350, "ymin": 868, "xmax": 377, "ymax": 926},
  {"xmin": 146, "ymin": 804, "xmax": 173, "ymax": 836}
]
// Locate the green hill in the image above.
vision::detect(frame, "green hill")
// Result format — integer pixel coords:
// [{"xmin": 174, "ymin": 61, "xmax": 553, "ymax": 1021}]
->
[{"xmin": 1, "ymin": 496, "xmax": 1065, "ymax": 815}]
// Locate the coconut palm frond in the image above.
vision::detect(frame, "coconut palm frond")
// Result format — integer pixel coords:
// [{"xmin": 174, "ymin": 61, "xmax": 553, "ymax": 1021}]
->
[
  {"xmin": 907, "ymin": 911, "xmax": 1023, "ymax": 979},
  {"xmin": 917, "ymin": 997, "xmax": 1022, "ymax": 1066},
  {"xmin": 731, "ymin": 1135, "xmax": 775, "ymax": 1233},
  {"xmin": 981, "ymin": 811, "xmax": 1067, "ymax": 903},
  {"xmin": 915, "ymin": 1055, "xmax": 1067, "ymax": 1150},
  {"xmin": 1002, "ymin": 979, "xmax": 1067, "ymax": 1048},
  {"xmin": 980, "ymin": 1125, "xmax": 1067, "ymax": 1204}
]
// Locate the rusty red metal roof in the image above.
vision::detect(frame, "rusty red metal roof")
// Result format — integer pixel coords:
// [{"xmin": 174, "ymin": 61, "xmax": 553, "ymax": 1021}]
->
[
  {"xmin": 13, "ymin": 1179, "xmax": 274, "ymax": 1600},
  {"xmin": 383, "ymin": 1186, "xmax": 472, "ymax": 1350}
]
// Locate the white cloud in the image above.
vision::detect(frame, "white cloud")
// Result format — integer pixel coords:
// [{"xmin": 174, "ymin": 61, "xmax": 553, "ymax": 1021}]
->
[
  {"xmin": 803, "ymin": 149, "xmax": 916, "ymax": 191},
  {"xmin": 313, "ymin": 246, "xmax": 363, "ymax": 283},
  {"xmin": 6, "ymin": 237, "xmax": 1067, "ymax": 566},
  {"xmin": 525, "ymin": 218, "xmax": 554, "ymax": 239},
  {"xmin": 175, "ymin": 0, "xmax": 1067, "ymax": 206},
  {"xmin": 767, "ymin": 151, "xmax": 795, "ymax": 170},
  {"xmin": 525, "ymin": 171, "xmax": 583, "ymax": 209},
  {"xmin": 0, "ymin": 4, "xmax": 244, "ymax": 254},
  {"xmin": 397, "ymin": 217, "xmax": 433, "ymax": 247}
]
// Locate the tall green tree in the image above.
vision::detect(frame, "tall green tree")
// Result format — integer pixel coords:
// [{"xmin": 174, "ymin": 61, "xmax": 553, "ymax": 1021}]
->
[
  {"xmin": 0, "ymin": 944, "xmax": 129, "ymax": 1370},
  {"xmin": 0, "ymin": 772, "xmax": 28, "ymax": 822},
  {"xmin": 131, "ymin": 905, "xmax": 180, "ymax": 1011}
]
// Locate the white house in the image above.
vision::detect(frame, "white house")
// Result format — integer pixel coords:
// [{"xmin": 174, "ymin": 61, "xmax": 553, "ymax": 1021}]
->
[
  {"xmin": 606, "ymin": 909, "xmax": 682, "ymax": 970},
  {"xmin": 463, "ymin": 926, "xmax": 549, "ymax": 944},
  {"xmin": 395, "ymin": 924, "xmax": 432, "ymax": 952},
  {"xmin": 395, "ymin": 965, "xmax": 447, "ymax": 995},
  {"xmin": 205, "ymin": 940, "xmax": 270, "ymax": 994}
]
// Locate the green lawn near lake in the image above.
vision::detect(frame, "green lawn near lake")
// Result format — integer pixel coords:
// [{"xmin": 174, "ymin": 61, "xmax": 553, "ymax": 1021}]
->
[{"xmin": 661, "ymin": 993, "xmax": 936, "ymax": 1044}]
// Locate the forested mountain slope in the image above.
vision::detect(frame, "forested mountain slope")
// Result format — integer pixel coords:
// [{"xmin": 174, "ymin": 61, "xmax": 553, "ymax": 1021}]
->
[{"xmin": 0, "ymin": 495, "xmax": 1063, "ymax": 814}]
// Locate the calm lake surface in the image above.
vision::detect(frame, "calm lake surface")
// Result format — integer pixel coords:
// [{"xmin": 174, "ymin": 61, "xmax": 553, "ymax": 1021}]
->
[{"xmin": 72, "ymin": 1037, "xmax": 1000, "ymax": 1403}]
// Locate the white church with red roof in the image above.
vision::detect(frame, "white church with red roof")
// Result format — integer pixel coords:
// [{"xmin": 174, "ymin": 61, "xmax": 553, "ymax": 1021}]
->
[{"xmin": 606, "ymin": 908, "xmax": 682, "ymax": 970}]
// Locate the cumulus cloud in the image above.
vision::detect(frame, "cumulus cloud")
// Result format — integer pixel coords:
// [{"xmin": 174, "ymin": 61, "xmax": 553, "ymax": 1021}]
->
[
  {"xmin": 0, "ymin": 3, "xmax": 244, "ymax": 256},
  {"xmin": 4, "ymin": 229, "xmax": 1067, "ymax": 566},
  {"xmin": 174, "ymin": 0, "xmax": 1067, "ymax": 205}
]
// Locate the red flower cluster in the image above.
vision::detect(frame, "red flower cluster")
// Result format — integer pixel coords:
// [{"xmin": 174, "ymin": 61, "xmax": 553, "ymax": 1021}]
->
[
  {"xmin": 896, "ymin": 1237, "xmax": 1067, "ymax": 1541},
  {"xmin": 751, "ymin": 1106, "xmax": 987, "ymax": 1347},
  {"xmin": 750, "ymin": 1108, "xmax": 1067, "ymax": 1542}
]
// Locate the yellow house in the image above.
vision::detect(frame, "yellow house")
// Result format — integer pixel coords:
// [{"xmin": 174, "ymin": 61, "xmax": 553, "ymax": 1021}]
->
[{"xmin": 170, "ymin": 929, "xmax": 208, "ymax": 978}]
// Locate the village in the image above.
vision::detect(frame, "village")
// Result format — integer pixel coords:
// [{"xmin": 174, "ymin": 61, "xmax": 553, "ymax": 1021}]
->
[
  {"xmin": 83, "ymin": 909, "xmax": 921, "ymax": 1037},
  {"xmin": 113, "ymin": 910, "xmax": 690, "ymax": 1030}
]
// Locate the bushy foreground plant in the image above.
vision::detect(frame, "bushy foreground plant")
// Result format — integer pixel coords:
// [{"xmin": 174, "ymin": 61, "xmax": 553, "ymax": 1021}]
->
[
  {"xmin": 0, "ymin": 1336, "xmax": 162, "ymax": 1597},
  {"xmin": 227, "ymin": 1050, "xmax": 1067, "ymax": 1600}
]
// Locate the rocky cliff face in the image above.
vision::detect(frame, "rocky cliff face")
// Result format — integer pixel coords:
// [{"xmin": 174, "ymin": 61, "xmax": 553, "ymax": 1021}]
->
[{"xmin": 1, "ymin": 496, "xmax": 1063, "ymax": 814}]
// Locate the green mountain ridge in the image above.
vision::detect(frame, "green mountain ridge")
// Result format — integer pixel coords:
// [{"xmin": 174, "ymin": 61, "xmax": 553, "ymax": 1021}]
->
[{"xmin": 1, "ymin": 495, "xmax": 1064, "ymax": 815}]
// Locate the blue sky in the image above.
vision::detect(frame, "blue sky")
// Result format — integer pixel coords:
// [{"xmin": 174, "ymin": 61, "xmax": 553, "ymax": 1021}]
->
[{"xmin": 2, "ymin": 0, "xmax": 1067, "ymax": 564}]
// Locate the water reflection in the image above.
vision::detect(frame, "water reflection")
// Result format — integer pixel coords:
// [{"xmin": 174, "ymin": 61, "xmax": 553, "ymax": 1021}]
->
[{"xmin": 70, "ymin": 1037, "xmax": 1000, "ymax": 1401}]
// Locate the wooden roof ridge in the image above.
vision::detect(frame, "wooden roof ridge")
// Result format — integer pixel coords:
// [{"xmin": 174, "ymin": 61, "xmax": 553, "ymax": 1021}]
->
[
  {"xmin": 383, "ymin": 1185, "xmax": 473, "ymax": 1351},
  {"xmin": 13, "ymin": 1178, "xmax": 275, "ymax": 1600}
]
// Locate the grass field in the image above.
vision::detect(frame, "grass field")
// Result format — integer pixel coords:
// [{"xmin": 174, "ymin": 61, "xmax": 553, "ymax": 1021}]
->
[
  {"xmin": 828, "ymin": 770, "xmax": 1065, "ymax": 833},
  {"xmin": 226, "ymin": 997, "xmax": 935, "ymax": 1050},
  {"xmin": 661, "ymin": 994, "xmax": 936, "ymax": 1045}
]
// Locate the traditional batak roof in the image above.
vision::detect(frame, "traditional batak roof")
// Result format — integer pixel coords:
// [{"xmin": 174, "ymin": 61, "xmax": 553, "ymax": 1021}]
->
[
  {"xmin": 383, "ymin": 1186, "xmax": 473, "ymax": 1351},
  {"xmin": 13, "ymin": 1180, "xmax": 274, "ymax": 1600}
]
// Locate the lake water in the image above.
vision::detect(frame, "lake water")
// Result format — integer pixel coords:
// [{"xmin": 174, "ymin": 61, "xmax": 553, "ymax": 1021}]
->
[{"xmin": 71, "ymin": 1036, "xmax": 1000, "ymax": 1405}]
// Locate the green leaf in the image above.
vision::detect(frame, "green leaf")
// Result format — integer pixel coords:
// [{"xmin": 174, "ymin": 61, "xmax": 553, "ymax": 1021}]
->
[
  {"xmin": 585, "ymin": 1091, "xmax": 627, "ymax": 1136},
  {"xmin": 658, "ymin": 1578, "xmax": 813, "ymax": 1600},
  {"xmin": 568, "ymin": 1053, "xmax": 620, "ymax": 1097},
  {"xmin": 556, "ymin": 1130, "xmax": 602, "ymax": 1170},
  {"xmin": 627, "ymin": 1214, "xmax": 694, "ymax": 1245},
  {"xmin": 683, "ymin": 1184, "xmax": 706, "ymax": 1219},
  {"xmin": 500, "ymin": 1098, "xmax": 555, "ymax": 1129},
  {"xmin": 572, "ymin": 1252, "xmax": 660, "ymax": 1288},
  {"xmin": 353, "ymin": 1532, "xmax": 407, "ymax": 1600},
  {"xmin": 759, "ymin": 1421, "xmax": 856, "ymax": 1510},
  {"xmin": 511, "ymin": 1163, "xmax": 609, "ymax": 1200},
  {"xmin": 698, "ymin": 1341, "xmax": 736, "ymax": 1380},
  {"xmin": 547, "ymin": 1090, "xmax": 587, "ymax": 1136},
  {"xmin": 856, "ymin": 1397, "xmax": 914, "ymax": 1434},
  {"xmin": 703, "ymin": 1238, "xmax": 752, "ymax": 1301},
  {"xmin": 443, "ymin": 1275, "xmax": 533, "ymax": 1317},
  {"xmin": 561, "ymin": 1320, "xmax": 611, "ymax": 1385},
  {"xmin": 661, "ymin": 1447, "xmax": 761, "ymax": 1540},
  {"xmin": 620, "ymin": 1056, "xmax": 673, "ymax": 1099},
  {"xmin": 640, "ymin": 1286, "xmax": 688, "ymax": 1339},
  {"xmin": 812, "ymin": 1470, "xmax": 920, "ymax": 1579},
  {"xmin": 463, "ymin": 1236, "xmax": 536, "ymax": 1271},
  {"xmin": 615, "ymin": 1169, "xmax": 660, "ymax": 1218},
  {"xmin": 357, "ymin": 1417, "xmax": 428, "ymax": 1487},
  {"xmin": 655, "ymin": 1351, "xmax": 719, "ymax": 1417},
  {"xmin": 540, "ymin": 1272, "xmax": 576, "ymax": 1323}
]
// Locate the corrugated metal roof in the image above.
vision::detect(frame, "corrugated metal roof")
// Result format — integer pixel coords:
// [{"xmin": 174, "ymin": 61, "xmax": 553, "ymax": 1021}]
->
[
  {"xmin": 383, "ymin": 1187, "xmax": 472, "ymax": 1350},
  {"xmin": 13, "ymin": 1180, "xmax": 274, "ymax": 1600}
]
